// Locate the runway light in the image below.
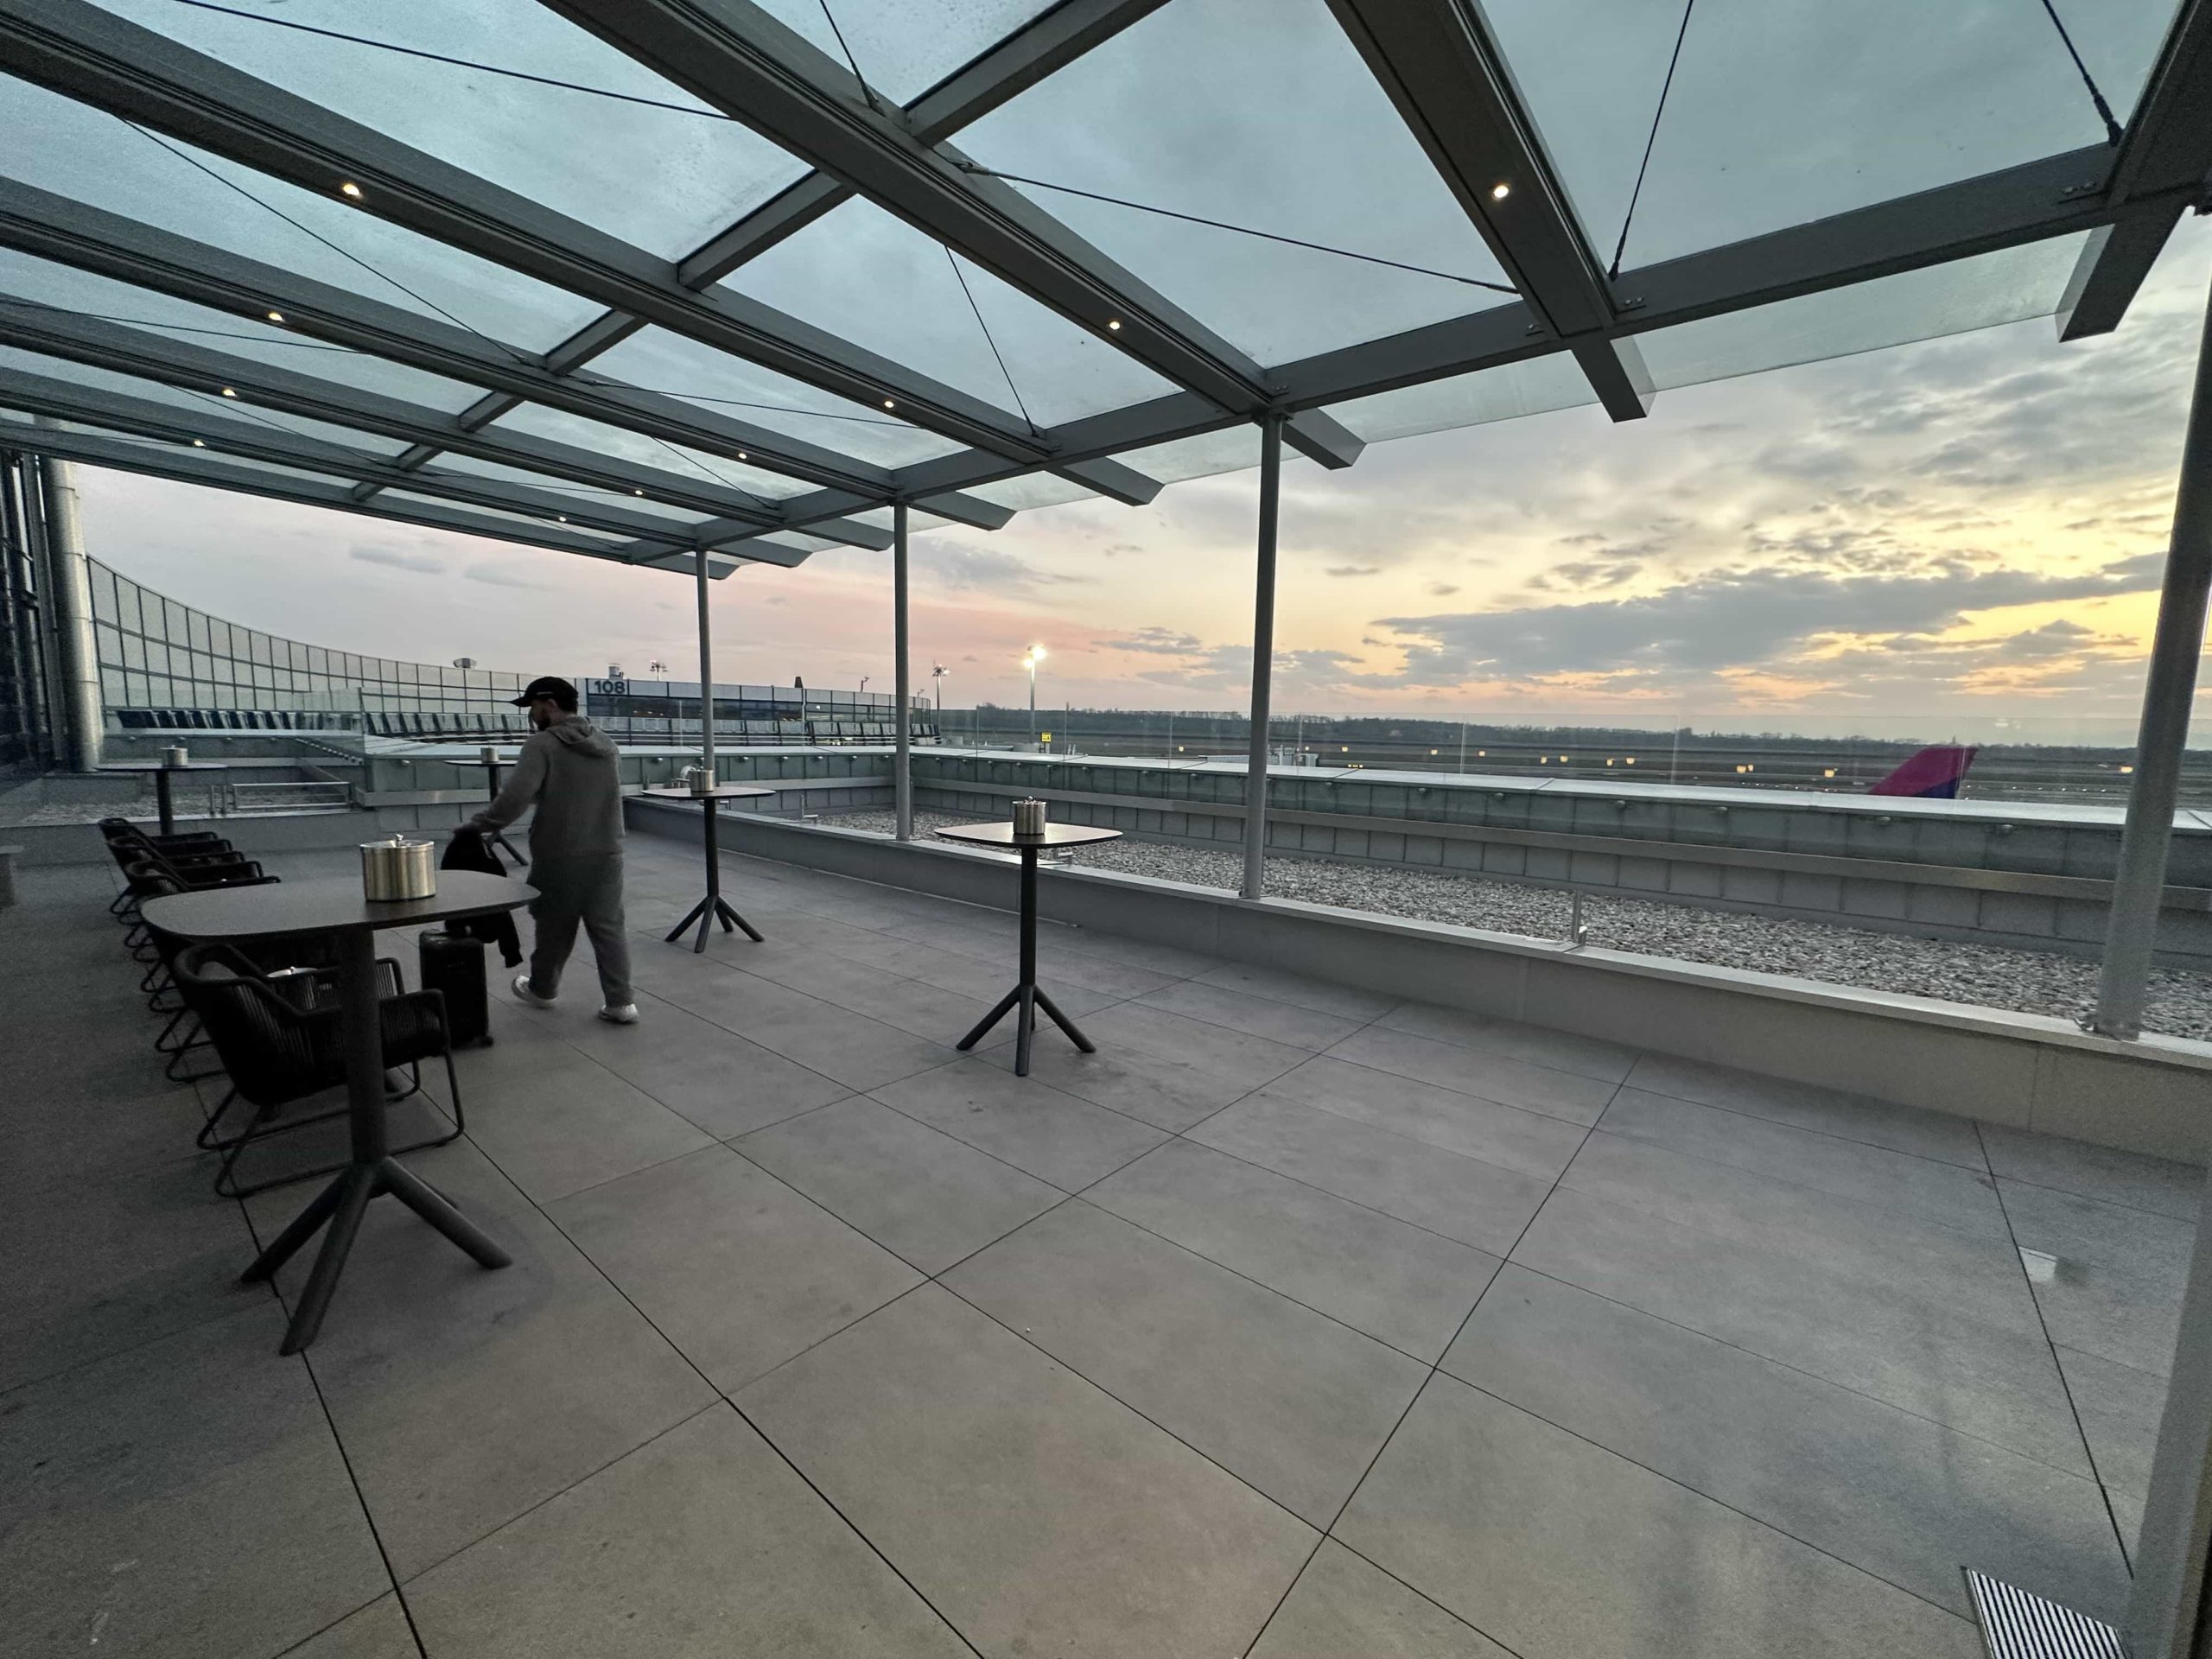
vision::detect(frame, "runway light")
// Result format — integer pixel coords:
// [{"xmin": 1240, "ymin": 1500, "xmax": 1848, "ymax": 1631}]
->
[
  {"xmin": 1605, "ymin": 758, "xmax": 1614, "ymax": 766},
  {"xmin": 1624, "ymin": 757, "xmax": 1637, "ymax": 765},
  {"xmin": 1490, "ymin": 181, "xmax": 1511, "ymax": 200},
  {"xmin": 2120, "ymin": 764, "xmax": 2135, "ymax": 773},
  {"xmin": 339, "ymin": 181, "xmax": 363, "ymax": 200},
  {"xmin": 1477, "ymin": 749, "xmax": 1486, "ymax": 757},
  {"xmin": 1822, "ymin": 767, "xmax": 1837, "ymax": 779}
]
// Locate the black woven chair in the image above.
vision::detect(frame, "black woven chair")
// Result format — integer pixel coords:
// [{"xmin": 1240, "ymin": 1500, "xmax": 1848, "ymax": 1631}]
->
[
  {"xmin": 172, "ymin": 943, "xmax": 465, "ymax": 1198},
  {"xmin": 98, "ymin": 818, "xmax": 232, "ymax": 914}
]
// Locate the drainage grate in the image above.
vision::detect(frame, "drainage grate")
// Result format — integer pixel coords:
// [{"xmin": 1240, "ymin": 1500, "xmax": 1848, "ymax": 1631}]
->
[{"xmin": 1963, "ymin": 1568, "xmax": 2124, "ymax": 1659}]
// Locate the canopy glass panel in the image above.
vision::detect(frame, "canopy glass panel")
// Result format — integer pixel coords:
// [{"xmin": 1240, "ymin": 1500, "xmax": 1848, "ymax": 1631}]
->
[
  {"xmin": 722, "ymin": 198, "xmax": 1179, "ymax": 428},
  {"xmin": 0, "ymin": 74, "xmax": 606, "ymax": 353},
  {"xmin": 487, "ymin": 402, "xmax": 816, "ymax": 501},
  {"xmin": 420, "ymin": 451, "xmax": 719, "ymax": 524},
  {"xmin": 957, "ymin": 0, "xmax": 1514, "ymax": 365},
  {"xmin": 747, "ymin": 0, "xmax": 1057, "ymax": 104},
  {"xmin": 86, "ymin": 0, "xmax": 813, "ymax": 261},
  {"xmin": 1481, "ymin": 0, "xmax": 2181, "ymax": 271},
  {"xmin": 586, "ymin": 325, "xmax": 966, "ymax": 468}
]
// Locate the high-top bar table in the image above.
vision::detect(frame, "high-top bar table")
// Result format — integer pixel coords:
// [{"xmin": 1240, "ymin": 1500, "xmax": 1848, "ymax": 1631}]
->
[
  {"xmin": 144, "ymin": 870, "xmax": 531, "ymax": 1355},
  {"xmin": 639, "ymin": 784, "xmax": 774, "ymax": 950},
  {"xmin": 935, "ymin": 820, "xmax": 1122, "ymax": 1076},
  {"xmin": 101, "ymin": 760, "xmax": 226, "ymax": 836}
]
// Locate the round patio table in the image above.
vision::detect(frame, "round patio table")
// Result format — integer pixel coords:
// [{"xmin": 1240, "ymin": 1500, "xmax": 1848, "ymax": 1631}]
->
[
  {"xmin": 639, "ymin": 785, "xmax": 774, "ymax": 950},
  {"xmin": 144, "ymin": 870, "xmax": 531, "ymax": 1355},
  {"xmin": 933, "ymin": 820, "xmax": 1122, "ymax": 1076},
  {"xmin": 101, "ymin": 760, "xmax": 226, "ymax": 836}
]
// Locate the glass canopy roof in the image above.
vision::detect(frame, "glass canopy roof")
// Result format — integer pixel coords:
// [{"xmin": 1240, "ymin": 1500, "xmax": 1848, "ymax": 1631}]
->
[{"xmin": 0, "ymin": 0, "xmax": 2199, "ymax": 574}]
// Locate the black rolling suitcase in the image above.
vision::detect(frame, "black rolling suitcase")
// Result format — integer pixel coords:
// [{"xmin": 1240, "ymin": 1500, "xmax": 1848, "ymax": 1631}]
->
[{"xmin": 419, "ymin": 928, "xmax": 493, "ymax": 1047}]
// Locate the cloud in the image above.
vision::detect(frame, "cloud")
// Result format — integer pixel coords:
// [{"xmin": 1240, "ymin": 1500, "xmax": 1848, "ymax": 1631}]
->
[
  {"xmin": 918, "ymin": 541, "xmax": 1087, "ymax": 591},
  {"xmin": 1107, "ymin": 626, "xmax": 1206, "ymax": 656},
  {"xmin": 1101, "ymin": 542, "xmax": 1141, "ymax": 557},
  {"xmin": 349, "ymin": 543, "xmax": 444, "ymax": 574},
  {"xmin": 463, "ymin": 563, "xmax": 537, "ymax": 588},
  {"xmin": 1373, "ymin": 553, "xmax": 2164, "ymax": 685},
  {"xmin": 1325, "ymin": 565, "xmax": 1380, "ymax": 577},
  {"xmin": 1427, "ymin": 582, "xmax": 1460, "ymax": 597}
]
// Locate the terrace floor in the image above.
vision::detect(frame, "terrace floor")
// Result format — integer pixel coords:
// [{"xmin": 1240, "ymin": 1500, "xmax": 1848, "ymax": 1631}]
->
[{"xmin": 2, "ymin": 832, "xmax": 2198, "ymax": 1657}]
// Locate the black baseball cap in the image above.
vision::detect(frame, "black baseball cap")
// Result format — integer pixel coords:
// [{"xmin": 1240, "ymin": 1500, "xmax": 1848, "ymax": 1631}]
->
[{"xmin": 510, "ymin": 676, "xmax": 579, "ymax": 709}]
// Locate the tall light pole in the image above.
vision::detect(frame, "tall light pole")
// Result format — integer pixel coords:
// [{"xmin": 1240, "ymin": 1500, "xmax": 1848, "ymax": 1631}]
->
[
  {"xmin": 932, "ymin": 662, "xmax": 948, "ymax": 715},
  {"xmin": 1023, "ymin": 645, "xmax": 1046, "ymax": 746}
]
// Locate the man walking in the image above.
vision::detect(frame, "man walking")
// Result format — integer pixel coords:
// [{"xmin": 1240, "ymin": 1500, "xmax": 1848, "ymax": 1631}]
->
[{"xmin": 461, "ymin": 675, "xmax": 638, "ymax": 1025}]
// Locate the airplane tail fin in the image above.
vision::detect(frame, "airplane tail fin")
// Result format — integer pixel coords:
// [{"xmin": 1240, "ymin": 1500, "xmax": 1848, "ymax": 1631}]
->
[{"xmin": 1867, "ymin": 744, "xmax": 1977, "ymax": 798}]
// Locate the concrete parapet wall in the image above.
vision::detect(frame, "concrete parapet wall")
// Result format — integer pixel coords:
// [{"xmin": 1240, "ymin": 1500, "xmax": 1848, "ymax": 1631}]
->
[{"xmin": 628, "ymin": 798, "xmax": 2212, "ymax": 1164}]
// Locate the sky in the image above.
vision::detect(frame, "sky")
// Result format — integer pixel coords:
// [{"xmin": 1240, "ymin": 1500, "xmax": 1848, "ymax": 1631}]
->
[
  {"xmin": 42, "ymin": 0, "xmax": 2212, "ymax": 746},
  {"xmin": 69, "ymin": 213, "xmax": 2212, "ymax": 746}
]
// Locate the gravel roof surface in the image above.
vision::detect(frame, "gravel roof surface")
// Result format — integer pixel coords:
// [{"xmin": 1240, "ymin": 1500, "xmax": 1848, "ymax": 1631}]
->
[{"xmin": 838, "ymin": 809, "xmax": 2212, "ymax": 1040}]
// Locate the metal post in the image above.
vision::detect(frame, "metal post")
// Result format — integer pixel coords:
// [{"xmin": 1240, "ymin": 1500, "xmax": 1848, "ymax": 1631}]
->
[
  {"xmin": 893, "ymin": 502, "xmax": 912, "ymax": 841},
  {"xmin": 2093, "ymin": 278, "xmax": 2212, "ymax": 1039},
  {"xmin": 694, "ymin": 549, "xmax": 715, "ymax": 781},
  {"xmin": 1242, "ymin": 413, "xmax": 1284, "ymax": 900},
  {"xmin": 35, "ymin": 441, "xmax": 100, "ymax": 772}
]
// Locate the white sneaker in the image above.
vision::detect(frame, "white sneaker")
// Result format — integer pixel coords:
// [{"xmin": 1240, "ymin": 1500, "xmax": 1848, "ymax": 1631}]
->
[
  {"xmin": 597, "ymin": 1003, "xmax": 641, "ymax": 1026},
  {"xmin": 510, "ymin": 973, "xmax": 556, "ymax": 1009}
]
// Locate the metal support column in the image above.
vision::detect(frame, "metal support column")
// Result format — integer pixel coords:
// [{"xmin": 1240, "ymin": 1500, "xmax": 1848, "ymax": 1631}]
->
[
  {"xmin": 1242, "ymin": 413, "xmax": 1284, "ymax": 901},
  {"xmin": 694, "ymin": 549, "xmax": 715, "ymax": 783},
  {"xmin": 32, "ymin": 427, "xmax": 99, "ymax": 773},
  {"xmin": 893, "ymin": 502, "xmax": 912, "ymax": 841},
  {"xmin": 2092, "ymin": 278, "xmax": 2212, "ymax": 1037},
  {"xmin": 2129, "ymin": 1160, "xmax": 2212, "ymax": 1658},
  {"xmin": 0, "ymin": 450, "xmax": 48, "ymax": 768}
]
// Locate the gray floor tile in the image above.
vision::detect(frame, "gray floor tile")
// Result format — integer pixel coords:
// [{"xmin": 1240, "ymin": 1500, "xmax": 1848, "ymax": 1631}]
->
[
  {"xmin": 2001, "ymin": 1178, "xmax": 2192, "ymax": 1376},
  {"xmin": 1626, "ymin": 1053, "xmax": 1989, "ymax": 1168},
  {"xmin": 0, "ymin": 1304, "xmax": 391, "ymax": 1659},
  {"xmin": 1262, "ymin": 1054, "xmax": 1589, "ymax": 1180},
  {"xmin": 728, "ymin": 950, "xmax": 1014, "ymax": 1047},
  {"xmin": 1557, "ymin": 1132, "xmax": 2042, "ymax": 1333},
  {"xmin": 550, "ymin": 1144, "xmax": 921, "ymax": 1391},
  {"xmin": 2060, "ymin": 1344, "xmax": 2164, "ymax": 1529},
  {"xmin": 296, "ymin": 1205, "xmax": 715, "ymax": 1581},
  {"xmin": 735, "ymin": 1284, "xmax": 1316, "ymax": 1658},
  {"xmin": 406, "ymin": 1406, "xmax": 968, "ymax": 1658},
  {"xmin": 1513, "ymin": 1186, "xmax": 2092, "ymax": 1475},
  {"xmin": 1981, "ymin": 1122, "xmax": 2204, "ymax": 1222},
  {"xmin": 1327, "ymin": 1027, "xmax": 1618, "ymax": 1125},
  {"xmin": 0, "ymin": 1149, "xmax": 266, "ymax": 1395},
  {"xmin": 459, "ymin": 1055, "xmax": 715, "ymax": 1204},
  {"xmin": 678, "ymin": 974, "xmax": 961, "ymax": 1092},
  {"xmin": 737, "ymin": 1096, "xmax": 1065, "ymax": 1273},
  {"xmin": 1376, "ymin": 1001, "xmax": 1639, "ymax": 1084},
  {"xmin": 870, "ymin": 1059, "xmax": 1168, "ymax": 1189},
  {"xmin": 555, "ymin": 1001, "xmax": 849, "ymax": 1137},
  {"xmin": 1446, "ymin": 1267, "xmax": 2130, "ymax": 1621},
  {"xmin": 946, "ymin": 1202, "xmax": 1427, "ymax": 1523},
  {"xmin": 1194, "ymin": 961, "xmax": 1401, "ymax": 1020},
  {"xmin": 1338, "ymin": 1374, "xmax": 1983, "ymax": 1659},
  {"xmin": 283, "ymin": 1595, "xmax": 419, "ymax": 1658},
  {"xmin": 1600, "ymin": 1088, "xmax": 2009, "ymax": 1236},
  {"xmin": 1077, "ymin": 1001, "xmax": 1313, "ymax": 1089},
  {"xmin": 1135, "ymin": 980, "xmax": 1370, "ymax": 1050},
  {"xmin": 1250, "ymin": 1541, "xmax": 1513, "ymax": 1658},
  {"xmin": 1190, "ymin": 1095, "xmax": 1554, "ymax": 1255},
  {"xmin": 976, "ymin": 1039, "xmax": 1259, "ymax": 1132},
  {"xmin": 1088, "ymin": 1140, "xmax": 1500, "ymax": 1360}
]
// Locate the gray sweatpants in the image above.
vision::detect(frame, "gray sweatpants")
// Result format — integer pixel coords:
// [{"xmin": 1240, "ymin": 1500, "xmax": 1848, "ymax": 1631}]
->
[{"xmin": 526, "ymin": 853, "xmax": 632, "ymax": 1007}]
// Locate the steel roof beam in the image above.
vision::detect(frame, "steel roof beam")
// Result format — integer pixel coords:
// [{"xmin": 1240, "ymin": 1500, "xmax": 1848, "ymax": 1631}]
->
[
  {"xmin": 2058, "ymin": 0, "xmax": 2212, "ymax": 340},
  {"xmin": 0, "ymin": 0, "xmax": 1075, "ymax": 468},
  {"xmin": 1, "ymin": 419, "xmax": 749, "ymax": 571},
  {"xmin": 536, "ymin": 0, "xmax": 1350, "ymax": 475},
  {"xmin": 1324, "ymin": 0, "xmax": 1649, "ymax": 420},
  {"xmin": 0, "ymin": 302, "xmax": 893, "ymax": 549}
]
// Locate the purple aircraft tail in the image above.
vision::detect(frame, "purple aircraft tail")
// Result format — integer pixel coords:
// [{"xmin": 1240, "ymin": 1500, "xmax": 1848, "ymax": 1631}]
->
[{"xmin": 1867, "ymin": 744, "xmax": 1976, "ymax": 798}]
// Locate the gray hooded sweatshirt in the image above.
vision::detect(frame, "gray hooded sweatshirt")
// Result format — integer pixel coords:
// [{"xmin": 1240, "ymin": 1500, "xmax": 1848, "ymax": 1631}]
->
[{"xmin": 468, "ymin": 715, "xmax": 624, "ymax": 861}]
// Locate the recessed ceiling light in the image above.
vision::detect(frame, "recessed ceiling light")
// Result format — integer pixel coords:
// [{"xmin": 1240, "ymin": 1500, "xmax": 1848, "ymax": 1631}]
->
[
  {"xmin": 1106, "ymin": 319, "xmax": 1122, "ymax": 331},
  {"xmin": 556, "ymin": 514, "xmax": 567, "ymax": 522},
  {"xmin": 632, "ymin": 488, "xmax": 644, "ymax": 496},
  {"xmin": 339, "ymin": 181, "xmax": 363, "ymax": 199},
  {"xmin": 265, "ymin": 310, "xmax": 284, "ymax": 323},
  {"xmin": 219, "ymin": 386, "xmax": 237, "ymax": 397},
  {"xmin": 737, "ymin": 451, "xmax": 747, "ymax": 461},
  {"xmin": 882, "ymin": 398, "xmax": 895, "ymax": 410},
  {"xmin": 191, "ymin": 438, "xmax": 206, "ymax": 447},
  {"xmin": 1490, "ymin": 181, "xmax": 1510, "ymax": 200}
]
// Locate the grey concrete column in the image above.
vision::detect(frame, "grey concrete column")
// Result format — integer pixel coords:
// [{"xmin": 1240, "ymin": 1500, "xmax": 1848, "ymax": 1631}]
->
[
  {"xmin": 0, "ymin": 452, "xmax": 49, "ymax": 767},
  {"xmin": 2093, "ymin": 277, "xmax": 2212, "ymax": 1038},
  {"xmin": 694, "ymin": 550, "xmax": 715, "ymax": 779},
  {"xmin": 893, "ymin": 502, "xmax": 912, "ymax": 840},
  {"xmin": 1242, "ymin": 413, "xmax": 1284, "ymax": 901},
  {"xmin": 35, "ymin": 440, "xmax": 100, "ymax": 773}
]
